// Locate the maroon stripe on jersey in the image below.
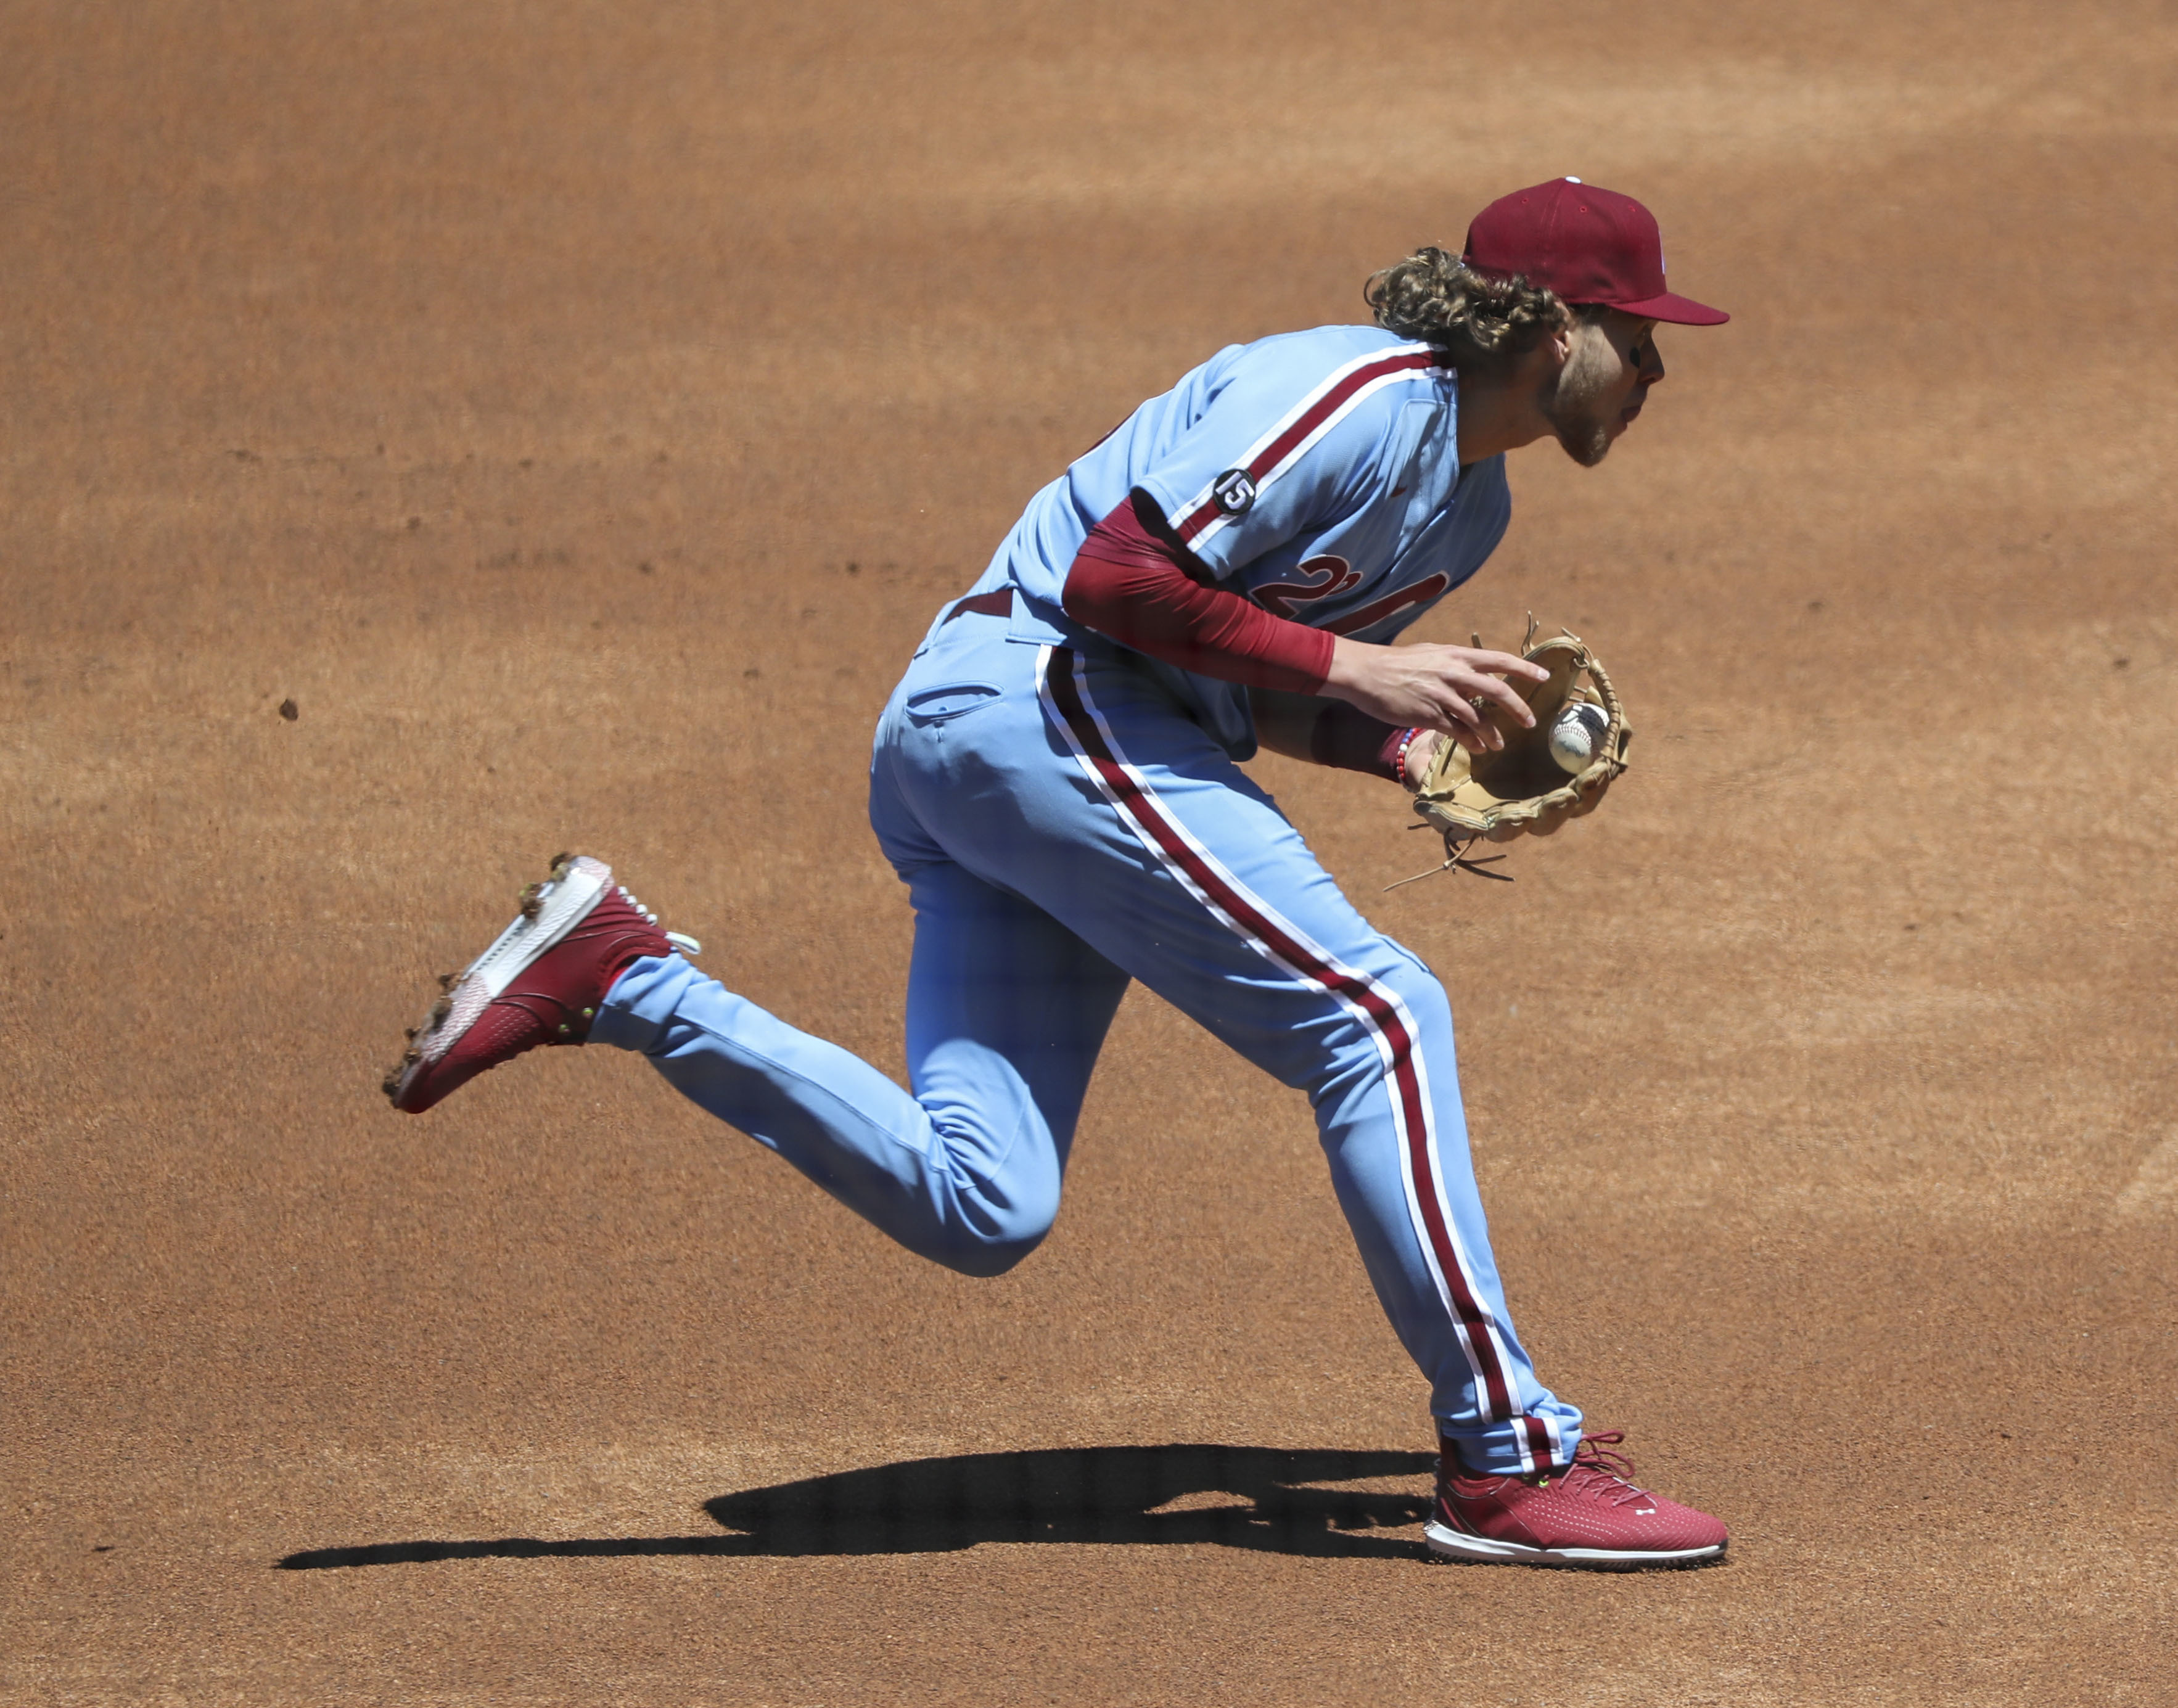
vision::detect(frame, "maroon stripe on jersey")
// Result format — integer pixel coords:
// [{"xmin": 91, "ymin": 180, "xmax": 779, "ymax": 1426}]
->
[
  {"xmin": 1324, "ymin": 573, "xmax": 1452, "ymax": 637},
  {"xmin": 1044, "ymin": 647, "xmax": 1518, "ymax": 1425},
  {"xmin": 1173, "ymin": 349, "xmax": 1440, "ymax": 545}
]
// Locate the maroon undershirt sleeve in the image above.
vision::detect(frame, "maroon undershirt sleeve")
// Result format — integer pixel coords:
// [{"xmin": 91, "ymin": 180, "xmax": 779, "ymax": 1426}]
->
[
  {"xmin": 1061, "ymin": 492, "xmax": 1410, "ymax": 779},
  {"xmin": 1061, "ymin": 491, "xmax": 1334, "ymax": 695}
]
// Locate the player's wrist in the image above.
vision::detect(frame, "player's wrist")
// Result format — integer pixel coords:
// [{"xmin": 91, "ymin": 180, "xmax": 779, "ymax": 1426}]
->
[
  {"xmin": 1382, "ymin": 725, "xmax": 1423, "ymax": 789},
  {"xmin": 1320, "ymin": 636, "xmax": 1379, "ymax": 708}
]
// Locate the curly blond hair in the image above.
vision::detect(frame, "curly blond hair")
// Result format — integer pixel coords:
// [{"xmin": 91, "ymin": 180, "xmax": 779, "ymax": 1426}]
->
[{"xmin": 1365, "ymin": 247, "xmax": 1578, "ymax": 379}]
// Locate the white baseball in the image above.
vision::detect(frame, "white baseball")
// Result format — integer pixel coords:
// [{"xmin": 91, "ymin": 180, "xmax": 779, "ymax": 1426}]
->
[{"xmin": 1548, "ymin": 701, "xmax": 1610, "ymax": 774}]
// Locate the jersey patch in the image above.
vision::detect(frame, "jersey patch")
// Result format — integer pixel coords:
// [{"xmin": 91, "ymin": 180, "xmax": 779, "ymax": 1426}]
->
[{"xmin": 1211, "ymin": 469, "xmax": 1257, "ymax": 515}]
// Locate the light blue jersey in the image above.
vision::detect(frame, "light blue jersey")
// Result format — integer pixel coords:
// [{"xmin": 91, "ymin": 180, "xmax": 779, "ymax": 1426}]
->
[
  {"xmin": 588, "ymin": 319, "xmax": 1585, "ymax": 1475},
  {"xmin": 976, "ymin": 325, "xmax": 1513, "ymax": 753}
]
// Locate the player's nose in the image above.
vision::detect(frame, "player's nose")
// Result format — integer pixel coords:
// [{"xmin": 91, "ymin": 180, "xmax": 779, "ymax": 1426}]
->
[{"xmin": 1642, "ymin": 342, "xmax": 1666, "ymax": 384}]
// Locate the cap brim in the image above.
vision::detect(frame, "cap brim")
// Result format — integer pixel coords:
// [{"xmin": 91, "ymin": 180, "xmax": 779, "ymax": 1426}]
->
[{"xmin": 1613, "ymin": 290, "xmax": 1729, "ymax": 326}]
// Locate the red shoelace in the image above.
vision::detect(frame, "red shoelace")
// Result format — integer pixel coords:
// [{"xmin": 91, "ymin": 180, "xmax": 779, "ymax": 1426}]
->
[{"xmin": 1532, "ymin": 1431, "xmax": 1654, "ymax": 1507}]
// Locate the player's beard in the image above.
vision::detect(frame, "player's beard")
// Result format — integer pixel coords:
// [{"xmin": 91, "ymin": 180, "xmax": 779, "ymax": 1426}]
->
[{"xmin": 1540, "ymin": 331, "xmax": 1623, "ymax": 468}]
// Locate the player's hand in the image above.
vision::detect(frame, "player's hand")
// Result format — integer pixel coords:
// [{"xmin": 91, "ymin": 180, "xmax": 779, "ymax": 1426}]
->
[{"xmin": 1323, "ymin": 638, "xmax": 1548, "ymax": 755}]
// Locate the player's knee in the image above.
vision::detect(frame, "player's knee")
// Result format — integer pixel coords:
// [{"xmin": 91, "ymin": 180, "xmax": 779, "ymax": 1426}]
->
[
  {"xmin": 924, "ymin": 1183, "xmax": 1061, "ymax": 1278},
  {"xmin": 1348, "ymin": 945, "xmax": 1451, "ymax": 1035},
  {"xmin": 1315, "ymin": 954, "xmax": 1455, "ymax": 1103},
  {"xmin": 926, "ymin": 1213, "xmax": 1054, "ymax": 1278},
  {"xmin": 931, "ymin": 1228, "xmax": 1047, "ymax": 1278},
  {"xmin": 1384, "ymin": 959, "xmax": 1453, "ymax": 1035}
]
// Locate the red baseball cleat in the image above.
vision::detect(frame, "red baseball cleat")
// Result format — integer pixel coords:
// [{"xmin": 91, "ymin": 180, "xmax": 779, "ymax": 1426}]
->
[
  {"xmin": 384, "ymin": 854, "xmax": 698, "ymax": 1115},
  {"xmin": 1425, "ymin": 1431, "xmax": 1727, "ymax": 1570}
]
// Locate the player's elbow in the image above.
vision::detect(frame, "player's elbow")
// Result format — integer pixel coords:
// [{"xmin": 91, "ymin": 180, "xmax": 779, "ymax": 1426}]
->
[{"xmin": 1060, "ymin": 550, "xmax": 1122, "ymax": 637}]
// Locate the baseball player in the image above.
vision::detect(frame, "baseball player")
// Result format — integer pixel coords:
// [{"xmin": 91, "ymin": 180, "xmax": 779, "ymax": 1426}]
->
[{"xmin": 388, "ymin": 179, "xmax": 1732, "ymax": 1570}]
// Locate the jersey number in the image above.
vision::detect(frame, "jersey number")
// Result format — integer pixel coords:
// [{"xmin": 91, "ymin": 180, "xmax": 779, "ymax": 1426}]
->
[{"xmin": 1255, "ymin": 556, "xmax": 1362, "ymax": 618}]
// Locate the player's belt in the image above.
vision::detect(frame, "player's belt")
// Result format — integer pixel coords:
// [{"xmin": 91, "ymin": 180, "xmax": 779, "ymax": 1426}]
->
[{"xmin": 942, "ymin": 588, "xmax": 1014, "ymax": 625}]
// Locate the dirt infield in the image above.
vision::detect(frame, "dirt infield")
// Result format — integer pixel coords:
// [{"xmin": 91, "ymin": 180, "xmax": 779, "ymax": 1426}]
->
[{"xmin": 4, "ymin": 2, "xmax": 2173, "ymax": 1702}]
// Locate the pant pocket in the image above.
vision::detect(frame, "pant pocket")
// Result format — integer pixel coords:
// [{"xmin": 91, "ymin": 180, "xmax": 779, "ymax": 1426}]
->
[{"xmin": 903, "ymin": 682, "xmax": 1004, "ymax": 726}]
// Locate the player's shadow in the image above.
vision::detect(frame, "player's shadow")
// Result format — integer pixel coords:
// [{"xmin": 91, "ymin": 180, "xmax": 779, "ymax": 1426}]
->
[{"xmin": 276, "ymin": 1444, "xmax": 1437, "ymax": 1570}]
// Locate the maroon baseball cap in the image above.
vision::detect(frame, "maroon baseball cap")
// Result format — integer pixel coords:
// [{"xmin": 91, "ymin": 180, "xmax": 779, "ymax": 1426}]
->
[{"xmin": 1463, "ymin": 178, "xmax": 1728, "ymax": 326}]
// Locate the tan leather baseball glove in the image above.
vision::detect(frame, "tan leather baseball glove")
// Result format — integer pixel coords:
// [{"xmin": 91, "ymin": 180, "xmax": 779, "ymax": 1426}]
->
[{"xmin": 1402, "ymin": 628, "xmax": 1630, "ymax": 884}]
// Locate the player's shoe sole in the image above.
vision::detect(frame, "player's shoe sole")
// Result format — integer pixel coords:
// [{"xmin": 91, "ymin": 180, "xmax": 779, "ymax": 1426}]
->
[{"xmin": 1422, "ymin": 1517, "xmax": 1726, "ymax": 1570}]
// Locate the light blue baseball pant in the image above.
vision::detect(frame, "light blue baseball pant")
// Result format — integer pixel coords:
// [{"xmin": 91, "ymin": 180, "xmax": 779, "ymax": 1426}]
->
[{"xmin": 592, "ymin": 609, "xmax": 1581, "ymax": 1471}]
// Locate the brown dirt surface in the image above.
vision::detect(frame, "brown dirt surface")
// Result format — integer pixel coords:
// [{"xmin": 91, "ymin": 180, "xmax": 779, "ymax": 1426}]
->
[{"xmin": 4, "ymin": 2, "xmax": 2174, "ymax": 1702}]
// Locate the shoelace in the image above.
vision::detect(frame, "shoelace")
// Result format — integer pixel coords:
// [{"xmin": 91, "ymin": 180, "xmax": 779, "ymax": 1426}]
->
[
  {"xmin": 616, "ymin": 883, "xmax": 703, "ymax": 956},
  {"xmin": 1540, "ymin": 1431, "xmax": 1654, "ymax": 1508}
]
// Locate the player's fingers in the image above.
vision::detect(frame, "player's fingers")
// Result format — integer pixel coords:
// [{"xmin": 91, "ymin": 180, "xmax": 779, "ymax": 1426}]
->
[
  {"xmin": 1455, "ymin": 668, "xmax": 1537, "ymax": 728},
  {"xmin": 1418, "ymin": 701, "xmax": 1491, "ymax": 754},
  {"xmin": 1437, "ymin": 687, "xmax": 1502, "ymax": 752},
  {"xmin": 1459, "ymin": 647, "xmax": 1551, "ymax": 684}
]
